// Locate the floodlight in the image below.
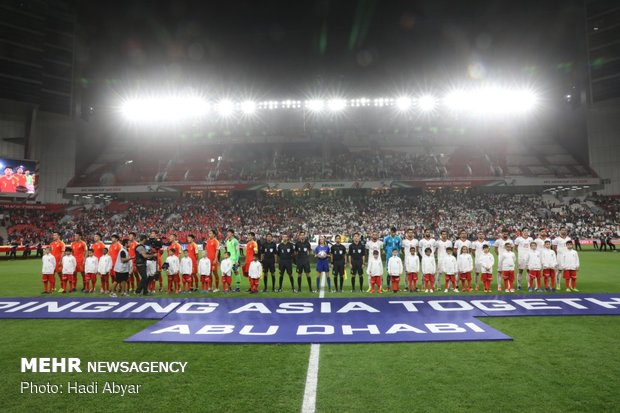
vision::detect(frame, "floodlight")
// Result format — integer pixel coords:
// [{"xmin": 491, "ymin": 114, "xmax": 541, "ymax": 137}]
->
[
  {"xmin": 395, "ymin": 97, "xmax": 413, "ymax": 111},
  {"xmin": 121, "ymin": 96, "xmax": 209, "ymax": 122},
  {"xmin": 240, "ymin": 100, "xmax": 257, "ymax": 115},
  {"xmin": 305, "ymin": 99, "xmax": 325, "ymax": 112},
  {"xmin": 217, "ymin": 99, "xmax": 235, "ymax": 117},
  {"xmin": 444, "ymin": 90, "xmax": 468, "ymax": 111},
  {"xmin": 327, "ymin": 99, "xmax": 346, "ymax": 112},
  {"xmin": 417, "ymin": 95, "xmax": 438, "ymax": 112}
]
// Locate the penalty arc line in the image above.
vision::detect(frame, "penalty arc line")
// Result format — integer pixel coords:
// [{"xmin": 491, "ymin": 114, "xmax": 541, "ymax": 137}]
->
[{"xmin": 301, "ymin": 272, "xmax": 326, "ymax": 413}]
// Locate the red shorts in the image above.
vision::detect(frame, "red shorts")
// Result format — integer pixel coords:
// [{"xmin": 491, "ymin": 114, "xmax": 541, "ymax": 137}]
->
[
  {"xmin": 210, "ymin": 262, "xmax": 219, "ymax": 274},
  {"xmin": 200, "ymin": 275, "xmax": 210, "ymax": 282},
  {"xmin": 502, "ymin": 270, "xmax": 515, "ymax": 280},
  {"xmin": 222, "ymin": 274, "xmax": 231, "ymax": 282},
  {"xmin": 460, "ymin": 272, "xmax": 471, "ymax": 281},
  {"xmin": 563, "ymin": 269, "xmax": 577, "ymax": 279},
  {"xmin": 191, "ymin": 259, "xmax": 198, "ymax": 275},
  {"xmin": 75, "ymin": 263, "xmax": 85, "ymax": 273},
  {"xmin": 85, "ymin": 273, "xmax": 97, "ymax": 281},
  {"xmin": 528, "ymin": 270, "xmax": 541, "ymax": 279},
  {"xmin": 407, "ymin": 272, "xmax": 418, "ymax": 280},
  {"xmin": 423, "ymin": 273, "xmax": 434, "ymax": 281},
  {"xmin": 242, "ymin": 262, "xmax": 251, "ymax": 276},
  {"xmin": 481, "ymin": 273, "xmax": 493, "ymax": 282},
  {"xmin": 61, "ymin": 274, "xmax": 73, "ymax": 281},
  {"xmin": 182, "ymin": 274, "xmax": 192, "ymax": 283},
  {"xmin": 543, "ymin": 268, "xmax": 555, "ymax": 278},
  {"xmin": 42, "ymin": 274, "xmax": 54, "ymax": 282},
  {"xmin": 100, "ymin": 273, "xmax": 109, "ymax": 279},
  {"xmin": 54, "ymin": 261, "xmax": 62, "ymax": 274}
]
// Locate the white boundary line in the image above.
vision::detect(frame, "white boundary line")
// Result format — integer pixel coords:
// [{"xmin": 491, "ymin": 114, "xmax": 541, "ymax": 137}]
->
[{"xmin": 301, "ymin": 272, "xmax": 325, "ymax": 413}]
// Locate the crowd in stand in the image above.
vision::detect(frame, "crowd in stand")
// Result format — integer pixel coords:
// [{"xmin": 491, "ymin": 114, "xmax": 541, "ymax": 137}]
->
[{"xmin": 2, "ymin": 192, "xmax": 618, "ymax": 247}]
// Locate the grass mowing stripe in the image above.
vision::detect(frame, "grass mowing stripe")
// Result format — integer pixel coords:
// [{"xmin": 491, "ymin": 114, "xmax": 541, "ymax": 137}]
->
[{"xmin": 301, "ymin": 272, "xmax": 326, "ymax": 413}]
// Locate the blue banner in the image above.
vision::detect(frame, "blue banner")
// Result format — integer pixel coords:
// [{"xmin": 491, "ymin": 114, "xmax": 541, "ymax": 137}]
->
[{"xmin": 1, "ymin": 294, "xmax": 619, "ymax": 344}]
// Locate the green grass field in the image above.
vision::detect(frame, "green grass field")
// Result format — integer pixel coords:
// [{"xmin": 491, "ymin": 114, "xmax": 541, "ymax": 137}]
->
[{"xmin": 1, "ymin": 248, "xmax": 619, "ymax": 413}]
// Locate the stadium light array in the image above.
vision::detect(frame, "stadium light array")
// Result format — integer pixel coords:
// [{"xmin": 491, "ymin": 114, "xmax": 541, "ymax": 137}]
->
[
  {"xmin": 327, "ymin": 98, "xmax": 347, "ymax": 112},
  {"xmin": 120, "ymin": 96, "xmax": 210, "ymax": 122},
  {"xmin": 240, "ymin": 100, "xmax": 256, "ymax": 115},
  {"xmin": 417, "ymin": 95, "xmax": 438, "ymax": 112},
  {"xmin": 305, "ymin": 99, "xmax": 325, "ymax": 112},
  {"xmin": 119, "ymin": 86, "xmax": 539, "ymax": 122},
  {"xmin": 216, "ymin": 99, "xmax": 235, "ymax": 117},
  {"xmin": 395, "ymin": 96, "xmax": 413, "ymax": 111}
]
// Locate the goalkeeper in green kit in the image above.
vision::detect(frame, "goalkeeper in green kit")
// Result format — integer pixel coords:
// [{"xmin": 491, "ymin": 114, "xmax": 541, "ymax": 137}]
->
[{"xmin": 225, "ymin": 229, "xmax": 241, "ymax": 292}]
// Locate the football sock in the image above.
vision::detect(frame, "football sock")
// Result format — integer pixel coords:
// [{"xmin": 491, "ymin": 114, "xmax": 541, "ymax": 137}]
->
[
  {"xmin": 271, "ymin": 274, "xmax": 275, "ymax": 289},
  {"xmin": 326, "ymin": 276, "xmax": 331, "ymax": 291},
  {"xmin": 571, "ymin": 278, "xmax": 576, "ymax": 289},
  {"xmin": 351, "ymin": 275, "xmax": 356, "ymax": 290},
  {"xmin": 306, "ymin": 276, "xmax": 312, "ymax": 291},
  {"xmin": 316, "ymin": 276, "xmax": 320, "ymax": 291},
  {"xmin": 297, "ymin": 276, "xmax": 302, "ymax": 291},
  {"xmin": 358, "ymin": 275, "xmax": 364, "ymax": 291}
]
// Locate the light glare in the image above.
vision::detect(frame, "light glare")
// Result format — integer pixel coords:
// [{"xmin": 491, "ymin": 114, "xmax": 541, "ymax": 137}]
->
[{"xmin": 395, "ymin": 97, "xmax": 413, "ymax": 111}]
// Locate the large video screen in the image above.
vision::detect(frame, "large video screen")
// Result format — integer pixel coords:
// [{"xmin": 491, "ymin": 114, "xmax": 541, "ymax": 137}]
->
[{"xmin": 0, "ymin": 158, "xmax": 38, "ymax": 196}]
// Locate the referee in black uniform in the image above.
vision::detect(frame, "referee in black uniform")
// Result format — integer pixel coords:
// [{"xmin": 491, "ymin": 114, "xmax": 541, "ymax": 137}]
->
[
  {"xmin": 276, "ymin": 233, "xmax": 295, "ymax": 292},
  {"xmin": 330, "ymin": 234, "xmax": 347, "ymax": 292},
  {"xmin": 348, "ymin": 232, "xmax": 365, "ymax": 292},
  {"xmin": 294, "ymin": 231, "xmax": 313, "ymax": 292},
  {"xmin": 260, "ymin": 233, "xmax": 277, "ymax": 292}
]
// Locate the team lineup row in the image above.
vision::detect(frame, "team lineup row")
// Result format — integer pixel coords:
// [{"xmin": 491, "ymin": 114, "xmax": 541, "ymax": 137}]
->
[{"xmin": 36, "ymin": 225, "xmax": 580, "ymax": 296}]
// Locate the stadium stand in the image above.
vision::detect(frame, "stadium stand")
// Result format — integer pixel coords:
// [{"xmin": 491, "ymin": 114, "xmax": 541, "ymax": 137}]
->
[{"xmin": 2, "ymin": 193, "xmax": 618, "ymax": 246}]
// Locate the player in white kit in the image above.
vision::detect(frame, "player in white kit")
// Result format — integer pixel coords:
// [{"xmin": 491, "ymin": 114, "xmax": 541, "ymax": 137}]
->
[
  {"xmin": 494, "ymin": 229, "xmax": 514, "ymax": 292},
  {"xmin": 514, "ymin": 227, "xmax": 533, "ymax": 290},
  {"xmin": 552, "ymin": 227, "xmax": 572, "ymax": 289},
  {"xmin": 471, "ymin": 231, "xmax": 487, "ymax": 290},
  {"xmin": 434, "ymin": 230, "xmax": 452, "ymax": 290},
  {"xmin": 453, "ymin": 229, "xmax": 471, "ymax": 285},
  {"xmin": 401, "ymin": 228, "xmax": 419, "ymax": 291},
  {"xmin": 365, "ymin": 231, "xmax": 384, "ymax": 292}
]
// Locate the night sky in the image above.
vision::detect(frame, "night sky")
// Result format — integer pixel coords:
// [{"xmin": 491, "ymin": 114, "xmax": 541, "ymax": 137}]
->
[{"xmin": 75, "ymin": 0, "xmax": 585, "ymax": 100}]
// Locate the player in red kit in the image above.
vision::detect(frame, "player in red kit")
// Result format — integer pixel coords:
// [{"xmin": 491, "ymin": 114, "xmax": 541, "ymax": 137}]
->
[
  {"xmin": 108, "ymin": 234, "xmax": 121, "ymax": 283},
  {"xmin": 71, "ymin": 232, "xmax": 88, "ymax": 292},
  {"xmin": 49, "ymin": 231, "xmax": 65, "ymax": 290},
  {"xmin": 167, "ymin": 234, "xmax": 182, "ymax": 258},
  {"xmin": 243, "ymin": 232, "xmax": 258, "ymax": 278},
  {"xmin": 205, "ymin": 229, "xmax": 220, "ymax": 292},
  {"xmin": 186, "ymin": 234, "xmax": 199, "ymax": 292},
  {"xmin": 14, "ymin": 165, "xmax": 27, "ymax": 189},
  {"xmin": 91, "ymin": 233, "xmax": 105, "ymax": 259},
  {"xmin": 127, "ymin": 232, "xmax": 139, "ymax": 292},
  {"xmin": 164, "ymin": 233, "xmax": 182, "ymax": 292},
  {"xmin": 0, "ymin": 166, "xmax": 18, "ymax": 192}
]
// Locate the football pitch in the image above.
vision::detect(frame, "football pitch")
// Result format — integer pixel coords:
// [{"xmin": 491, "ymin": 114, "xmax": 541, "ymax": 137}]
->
[{"xmin": 1, "ymin": 248, "xmax": 619, "ymax": 413}]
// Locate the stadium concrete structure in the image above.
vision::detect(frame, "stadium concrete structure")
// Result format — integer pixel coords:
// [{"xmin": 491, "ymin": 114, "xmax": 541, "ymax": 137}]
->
[{"xmin": 0, "ymin": 3, "xmax": 619, "ymax": 205}]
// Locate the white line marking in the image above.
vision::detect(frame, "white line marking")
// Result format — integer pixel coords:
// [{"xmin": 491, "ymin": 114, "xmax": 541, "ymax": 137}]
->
[{"xmin": 301, "ymin": 272, "xmax": 325, "ymax": 413}]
